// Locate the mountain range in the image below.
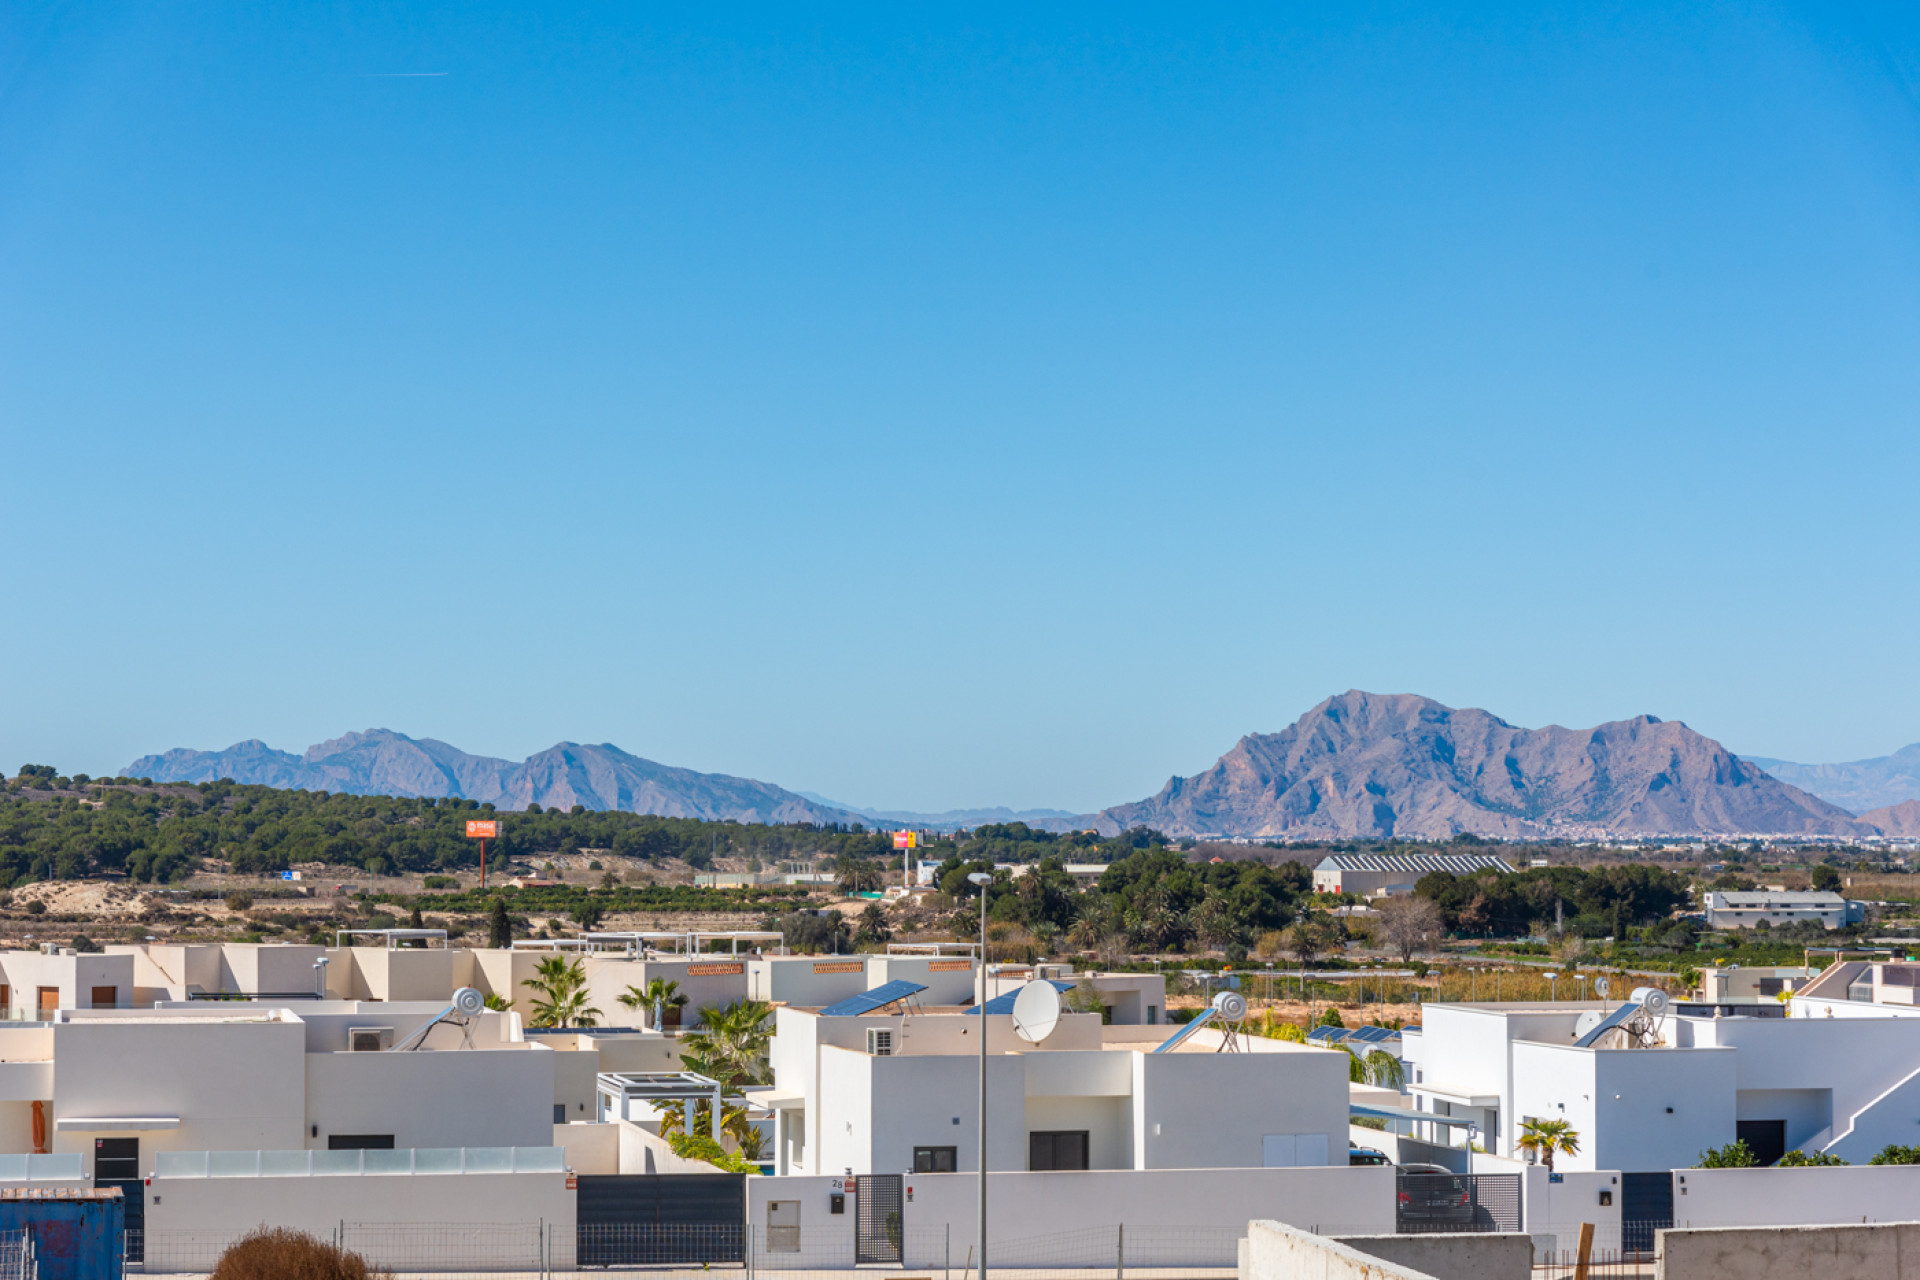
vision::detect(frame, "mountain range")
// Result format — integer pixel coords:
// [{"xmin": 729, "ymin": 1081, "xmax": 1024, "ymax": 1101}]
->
[
  {"xmin": 1096, "ymin": 691, "xmax": 1890, "ymax": 841},
  {"xmin": 1745, "ymin": 744, "xmax": 1920, "ymax": 817},
  {"xmin": 122, "ymin": 730, "xmax": 860, "ymax": 827},
  {"xmin": 121, "ymin": 695, "xmax": 1920, "ymax": 840}
]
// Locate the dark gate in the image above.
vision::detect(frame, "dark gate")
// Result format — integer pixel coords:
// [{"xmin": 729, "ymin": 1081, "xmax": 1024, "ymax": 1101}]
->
[
  {"xmin": 94, "ymin": 1137, "xmax": 144, "ymax": 1263},
  {"xmin": 576, "ymin": 1173, "xmax": 745, "ymax": 1265},
  {"xmin": 1393, "ymin": 1172, "xmax": 1520, "ymax": 1234},
  {"xmin": 1621, "ymin": 1172, "xmax": 1673, "ymax": 1257},
  {"xmin": 855, "ymin": 1173, "xmax": 904, "ymax": 1263}
]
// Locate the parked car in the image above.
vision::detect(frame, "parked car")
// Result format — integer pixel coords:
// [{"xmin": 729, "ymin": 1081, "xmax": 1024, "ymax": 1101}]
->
[
  {"xmin": 1349, "ymin": 1146, "xmax": 1391, "ymax": 1166},
  {"xmin": 1395, "ymin": 1164, "xmax": 1476, "ymax": 1226}
]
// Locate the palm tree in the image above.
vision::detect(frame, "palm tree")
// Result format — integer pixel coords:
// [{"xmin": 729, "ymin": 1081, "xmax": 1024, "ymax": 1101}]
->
[
  {"xmin": 1340, "ymin": 1045, "xmax": 1407, "ymax": 1090},
  {"xmin": 524, "ymin": 955, "xmax": 602, "ymax": 1029},
  {"xmin": 682, "ymin": 999, "xmax": 774, "ymax": 1087},
  {"xmin": 1517, "ymin": 1117, "xmax": 1580, "ymax": 1172},
  {"xmin": 618, "ymin": 978, "xmax": 687, "ymax": 1030}
]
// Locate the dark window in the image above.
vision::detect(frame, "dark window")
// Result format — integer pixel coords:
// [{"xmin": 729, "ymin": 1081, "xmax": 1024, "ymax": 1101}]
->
[
  {"xmin": 1028, "ymin": 1130, "xmax": 1090, "ymax": 1171},
  {"xmin": 913, "ymin": 1146, "xmax": 957, "ymax": 1173},
  {"xmin": 94, "ymin": 1137, "xmax": 138, "ymax": 1181},
  {"xmin": 554, "ymin": 1104, "xmax": 568, "ymax": 1124},
  {"xmin": 327, "ymin": 1134, "xmax": 395, "ymax": 1150},
  {"xmin": 1736, "ymin": 1120, "xmax": 1787, "ymax": 1167}
]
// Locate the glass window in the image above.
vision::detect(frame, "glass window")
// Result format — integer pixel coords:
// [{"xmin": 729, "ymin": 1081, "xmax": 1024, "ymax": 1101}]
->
[{"xmin": 914, "ymin": 1146, "xmax": 956, "ymax": 1173}]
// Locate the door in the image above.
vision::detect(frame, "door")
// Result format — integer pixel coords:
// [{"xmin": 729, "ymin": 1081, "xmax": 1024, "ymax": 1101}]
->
[
  {"xmin": 767, "ymin": 1200, "xmax": 800, "ymax": 1253},
  {"xmin": 576, "ymin": 1173, "xmax": 745, "ymax": 1266},
  {"xmin": 854, "ymin": 1172, "xmax": 904, "ymax": 1264},
  {"xmin": 94, "ymin": 1138, "xmax": 143, "ymax": 1261},
  {"xmin": 89, "ymin": 986, "xmax": 117, "ymax": 1010},
  {"xmin": 1262, "ymin": 1133, "xmax": 1331, "ymax": 1167},
  {"xmin": 1028, "ymin": 1131, "xmax": 1090, "ymax": 1171},
  {"xmin": 1621, "ymin": 1172, "xmax": 1673, "ymax": 1257},
  {"xmin": 1737, "ymin": 1120, "xmax": 1787, "ymax": 1167},
  {"xmin": 35, "ymin": 988, "xmax": 57, "ymax": 1018}
]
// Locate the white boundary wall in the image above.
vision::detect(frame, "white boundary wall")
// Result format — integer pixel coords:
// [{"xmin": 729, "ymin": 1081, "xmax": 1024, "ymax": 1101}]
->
[
  {"xmin": 747, "ymin": 1168, "xmax": 1394, "ymax": 1266},
  {"xmin": 1673, "ymin": 1165, "xmax": 1920, "ymax": 1228}
]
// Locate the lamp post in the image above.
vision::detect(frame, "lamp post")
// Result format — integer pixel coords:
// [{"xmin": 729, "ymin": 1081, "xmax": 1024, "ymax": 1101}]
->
[
  {"xmin": 1546, "ymin": 971, "xmax": 1559, "ymax": 1003},
  {"xmin": 967, "ymin": 870, "xmax": 993, "ymax": 1280}
]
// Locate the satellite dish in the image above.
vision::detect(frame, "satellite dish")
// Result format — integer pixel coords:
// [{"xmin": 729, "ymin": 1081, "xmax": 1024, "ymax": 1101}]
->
[
  {"xmin": 453, "ymin": 987, "xmax": 486, "ymax": 1017},
  {"xmin": 1211, "ymin": 990, "xmax": 1248, "ymax": 1022},
  {"xmin": 1594, "ymin": 976, "xmax": 1610, "ymax": 1000},
  {"xmin": 1634, "ymin": 987, "xmax": 1670, "ymax": 1016},
  {"xmin": 1574, "ymin": 1010, "xmax": 1604, "ymax": 1038},
  {"xmin": 1011, "ymin": 981, "xmax": 1062, "ymax": 1043}
]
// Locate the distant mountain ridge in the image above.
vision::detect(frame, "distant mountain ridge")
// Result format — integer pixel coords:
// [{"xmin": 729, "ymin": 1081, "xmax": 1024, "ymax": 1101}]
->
[
  {"xmin": 1098, "ymin": 691, "xmax": 1875, "ymax": 841},
  {"xmin": 1745, "ymin": 744, "xmax": 1920, "ymax": 815},
  {"xmin": 795, "ymin": 794, "xmax": 1084, "ymax": 834},
  {"xmin": 123, "ymin": 730, "xmax": 862, "ymax": 826}
]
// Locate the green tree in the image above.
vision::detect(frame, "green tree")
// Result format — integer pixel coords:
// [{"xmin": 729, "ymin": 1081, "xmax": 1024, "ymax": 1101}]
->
[
  {"xmin": 1777, "ymin": 1149, "xmax": 1846, "ymax": 1166},
  {"xmin": 1518, "ymin": 1118, "xmax": 1581, "ymax": 1172},
  {"xmin": 1696, "ymin": 1140, "xmax": 1757, "ymax": 1168},
  {"xmin": 617, "ymin": 978, "xmax": 688, "ymax": 1030},
  {"xmin": 1810, "ymin": 864, "xmax": 1843, "ymax": 893},
  {"xmin": 1869, "ymin": 1144, "xmax": 1920, "ymax": 1165},
  {"xmin": 854, "ymin": 902, "xmax": 893, "ymax": 945},
  {"xmin": 524, "ymin": 956, "xmax": 601, "ymax": 1029}
]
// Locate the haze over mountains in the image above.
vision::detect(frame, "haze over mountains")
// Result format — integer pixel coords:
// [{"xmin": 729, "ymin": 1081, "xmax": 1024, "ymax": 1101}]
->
[
  {"xmin": 1097, "ymin": 691, "xmax": 1886, "ymax": 841},
  {"xmin": 123, "ymin": 730, "xmax": 859, "ymax": 827},
  {"xmin": 123, "ymin": 695, "xmax": 1920, "ymax": 840}
]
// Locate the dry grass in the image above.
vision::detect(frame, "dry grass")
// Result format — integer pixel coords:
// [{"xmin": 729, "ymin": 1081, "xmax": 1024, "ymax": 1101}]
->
[{"xmin": 210, "ymin": 1228, "xmax": 390, "ymax": 1280}]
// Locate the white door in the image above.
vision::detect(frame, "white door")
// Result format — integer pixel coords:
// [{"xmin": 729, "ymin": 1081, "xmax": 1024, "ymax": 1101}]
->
[{"xmin": 1262, "ymin": 1133, "xmax": 1330, "ymax": 1166}]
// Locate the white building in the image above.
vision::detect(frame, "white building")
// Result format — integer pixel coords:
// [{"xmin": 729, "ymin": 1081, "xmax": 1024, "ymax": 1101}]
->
[
  {"xmin": 760, "ymin": 1001, "xmax": 1349, "ymax": 1178},
  {"xmin": 1311, "ymin": 853, "xmax": 1514, "ymax": 898},
  {"xmin": 1701, "ymin": 890, "xmax": 1863, "ymax": 930},
  {"xmin": 1402, "ymin": 983, "xmax": 1920, "ymax": 1172}
]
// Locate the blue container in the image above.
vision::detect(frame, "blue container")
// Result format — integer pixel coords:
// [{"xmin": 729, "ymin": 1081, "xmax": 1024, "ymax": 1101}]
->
[{"xmin": 0, "ymin": 1188, "xmax": 124, "ymax": 1280}]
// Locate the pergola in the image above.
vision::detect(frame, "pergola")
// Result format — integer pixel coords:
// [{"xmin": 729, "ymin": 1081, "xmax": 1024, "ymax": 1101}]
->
[
  {"xmin": 596, "ymin": 1071, "xmax": 744, "ymax": 1141},
  {"xmin": 333, "ymin": 929, "xmax": 448, "ymax": 950}
]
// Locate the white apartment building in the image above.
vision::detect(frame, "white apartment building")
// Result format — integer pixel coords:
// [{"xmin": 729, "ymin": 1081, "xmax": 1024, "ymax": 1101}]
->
[
  {"xmin": 759, "ymin": 1002, "xmax": 1349, "ymax": 1178},
  {"xmin": 1701, "ymin": 890, "xmax": 1863, "ymax": 930}
]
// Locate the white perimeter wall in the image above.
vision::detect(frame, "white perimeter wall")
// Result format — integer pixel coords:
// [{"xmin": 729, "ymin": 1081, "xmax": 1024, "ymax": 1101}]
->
[
  {"xmin": 306, "ymin": 1047, "xmax": 556, "ymax": 1150},
  {"xmin": 748, "ymin": 1168, "xmax": 1395, "ymax": 1266},
  {"xmin": 1672, "ymin": 1165, "xmax": 1920, "ymax": 1228}
]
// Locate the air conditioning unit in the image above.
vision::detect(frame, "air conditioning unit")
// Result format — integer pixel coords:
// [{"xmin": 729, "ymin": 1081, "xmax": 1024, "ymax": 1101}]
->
[
  {"xmin": 867, "ymin": 1028, "xmax": 893, "ymax": 1056},
  {"xmin": 348, "ymin": 1026, "xmax": 394, "ymax": 1052}
]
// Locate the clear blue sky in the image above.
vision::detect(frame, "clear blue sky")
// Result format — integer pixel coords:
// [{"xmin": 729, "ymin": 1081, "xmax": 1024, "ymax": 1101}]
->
[{"xmin": 5, "ymin": 4, "xmax": 1920, "ymax": 813}]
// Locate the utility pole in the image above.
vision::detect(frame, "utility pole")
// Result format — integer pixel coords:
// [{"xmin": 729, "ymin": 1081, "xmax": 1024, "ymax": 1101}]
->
[{"xmin": 967, "ymin": 871, "xmax": 993, "ymax": 1280}]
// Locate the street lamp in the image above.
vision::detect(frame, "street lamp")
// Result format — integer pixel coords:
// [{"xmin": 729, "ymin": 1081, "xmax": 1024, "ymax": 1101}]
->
[
  {"xmin": 1546, "ymin": 971, "xmax": 1559, "ymax": 1003},
  {"xmin": 967, "ymin": 870, "xmax": 993, "ymax": 1280}
]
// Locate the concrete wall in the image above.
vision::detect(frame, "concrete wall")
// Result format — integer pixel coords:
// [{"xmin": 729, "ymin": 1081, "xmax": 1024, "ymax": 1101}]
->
[
  {"xmin": 1132, "ymin": 1043, "xmax": 1347, "ymax": 1169},
  {"xmin": 554, "ymin": 1121, "xmax": 618, "ymax": 1174},
  {"xmin": 0, "ymin": 952, "xmax": 135, "ymax": 1011},
  {"xmin": 144, "ymin": 1169, "xmax": 574, "ymax": 1271},
  {"xmin": 1330, "ymin": 1233, "xmax": 1533, "ymax": 1280},
  {"xmin": 1246, "ymin": 1219, "xmax": 1430, "ymax": 1280},
  {"xmin": 750, "ymin": 1169, "xmax": 1396, "ymax": 1268},
  {"xmin": 1509, "ymin": 1041, "xmax": 1733, "ymax": 1174},
  {"xmin": 1655, "ymin": 1221, "xmax": 1920, "ymax": 1280},
  {"xmin": 871, "ymin": 956, "xmax": 979, "ymax": 1007},
  {"xmin": 1672, "ymin": 1166, "xmax": 1920, "ymax": 1229},
  {"xmin": 749, "ymin": 956, "xmax": 873, "ymax": 1007}
]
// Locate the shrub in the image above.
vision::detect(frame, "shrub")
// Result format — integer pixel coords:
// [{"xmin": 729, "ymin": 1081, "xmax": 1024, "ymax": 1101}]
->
[
  {"xmin": 421, "ymin": 875, "xmax": 456, "ymax": 890},
  {"xmin": 666, "ymin": 1130, "xmax": 760, "ymax": 1173},
  {"xmin": 1314, "ymin": 1006, "xmax": 1346, "ymax": 1029},
  {"xmin": 69, "ymin": 935, "xmax": 101, "ymax": 954},
  {"xmin": 1777, "ymin": 1149, "xmax": 1847, "ymax": 1167},
  {"xmin": 23, "ymin": 901, "xmax": 44, "ymax": 916},
  {"xmin": 1870, "ymin": 1144, "xmax": 1920, "ymax": 1166},
  {"xmin": 210, "ymin": 1227, "xmax": 388, "ymax": 1279},
  {"xmin": 224, "ymin": 891, "xmax": 254, "ymax": 913},
  {"xmin": 1696, "ymin": 1140, "xmax": 1757, "ymax": 1168}
]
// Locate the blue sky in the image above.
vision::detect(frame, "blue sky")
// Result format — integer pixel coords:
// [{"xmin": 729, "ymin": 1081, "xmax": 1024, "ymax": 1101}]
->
[{"xmin": 4, "ymin": 4, "xmax": 1920, "ymax": 813}]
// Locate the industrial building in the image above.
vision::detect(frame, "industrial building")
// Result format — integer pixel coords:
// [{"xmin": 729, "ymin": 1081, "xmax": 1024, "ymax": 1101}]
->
[{"xmin": 1310, "ymin": 852, "xmax": 1515, "ymax": 898}]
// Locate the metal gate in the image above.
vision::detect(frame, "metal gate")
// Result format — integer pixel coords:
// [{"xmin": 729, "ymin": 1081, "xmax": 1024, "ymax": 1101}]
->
[
  {"xmin": 1621, "ymin": 1171, "xmax": 1673, "ymax": 1257},
  {"xmin": 855, "ymin": 1173, "xmax": 904, "ymax": 1263},
  {"xmin": 1394, "ymin": 1172, "xmax": 1520, "ymax": 1234},
  {"xmin": 575, "ymin": 1173, "xmax": 745, "ymax": 1265}
]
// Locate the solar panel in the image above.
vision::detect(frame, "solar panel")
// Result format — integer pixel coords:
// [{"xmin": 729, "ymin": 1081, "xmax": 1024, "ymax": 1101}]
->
[
  {"xmin": 964, "ymin": 980, "xmax": 1074, "ymax": 1015},
  {"xmin": 818, "ymin": 980, "xmax": 928, "ymax": 1017},
  {"xmin": 1307, "ymin": 1026, "xmax": 1351, "ymax": 1044},
  {"xmin": 1351, "ymin": 1026, "xmax": 1399, "ymax": 1043}
]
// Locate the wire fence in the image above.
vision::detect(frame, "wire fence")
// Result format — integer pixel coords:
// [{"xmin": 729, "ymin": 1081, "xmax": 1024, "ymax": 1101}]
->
[
  {"xmin": 0, "ymin": 1229, "xmax": 34, "ymax": 1280},
  {"xmin": 1530, "ymin": 1247, "xmax": 1657, "ymax": 1279},
  {"xmin": 127, "ymin": 1220, "xmax": 1392, "ymax": 1279}
]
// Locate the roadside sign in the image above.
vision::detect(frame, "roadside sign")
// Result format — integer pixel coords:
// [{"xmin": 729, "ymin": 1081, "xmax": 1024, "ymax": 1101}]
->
[
  {"xmin": 892, "ymin": 831, "xmax": 916, "ymax": 849},
  {"xmin": 466, "ymin": 820, "xmax": 499, "ymax": 839}
]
